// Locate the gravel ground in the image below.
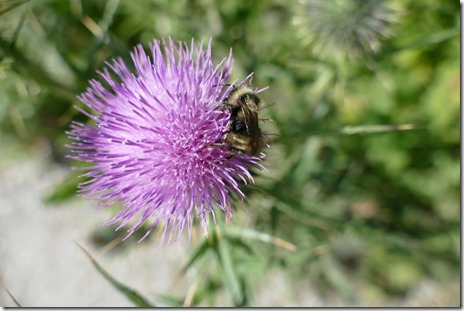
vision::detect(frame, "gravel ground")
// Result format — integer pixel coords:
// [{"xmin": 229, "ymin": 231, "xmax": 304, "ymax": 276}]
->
[
  {"xmin": 0, "ymin": 140, "xmax": 460, "ymax": 307},
  {"xmin": 0, "ymin": 140, "xmax": 193, "ymax": 307}
]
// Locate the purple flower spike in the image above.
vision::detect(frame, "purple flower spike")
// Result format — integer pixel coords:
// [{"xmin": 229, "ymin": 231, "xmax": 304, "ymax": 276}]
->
[{"xmin": 67, "ymin": 38, "xmax": 265, "ymax": 244}]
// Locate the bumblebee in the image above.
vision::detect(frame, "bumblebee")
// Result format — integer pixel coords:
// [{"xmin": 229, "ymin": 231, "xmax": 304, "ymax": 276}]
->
[{"xmin": 218, "ymin": 85, "xmax": 264, "ymax": 157}]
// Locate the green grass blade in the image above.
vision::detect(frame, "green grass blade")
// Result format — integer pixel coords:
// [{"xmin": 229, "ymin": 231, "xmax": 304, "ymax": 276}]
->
[
  {"xmin": 1, "ymin": 285, "xmax": 22, "ymax": 307},
  {"xmin": 155, "ymin": 293, "xmax": 184, "ymax": 307},
  {"xmin": 339, "ymin": 124, "xmax": 426, "ymax": 135},
  {"xmin": 0, "ymin": 0, "xmax": 27, "ymax": 16},
  {"xmin": 170, "ymin": 238, "xmax": 211, "ymax": 296},
  {"xmin": 77, "ymin": 243, "xmax": 154, "ymax": 307},
  {"xmin": 179, "ymin": 238, "xmax": 210, "ymax": 274},
  {"xmin": 387, "ymin": 27, "xmax": 459, "ymax": 53},
  {"xmin": 223, "ymin": 226, "xmax": 297, "ymax": 252},
  {"xmin": 214, "ymin": 235, "xmax": 245, "ymax": 306},
  {"xmin": 44, "ymin": 171, "xmax": 81, "ymax": 203},
  {"xmin": 277, "ymin": 124, "xmax": 425, "ymax": 142}
]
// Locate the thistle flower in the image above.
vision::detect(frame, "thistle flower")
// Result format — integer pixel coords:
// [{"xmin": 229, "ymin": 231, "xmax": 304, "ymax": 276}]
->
[
  {"xmin": 293, "ymin": 0, "xmax": 401, "ymax": 60},
  {"xmin": 67, "ymin": 38, "xmax": 265, "ymax": 244}
]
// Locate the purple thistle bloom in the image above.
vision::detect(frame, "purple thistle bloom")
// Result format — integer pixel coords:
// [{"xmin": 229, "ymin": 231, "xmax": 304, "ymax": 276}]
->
[{"xmin": 67, "ymin": 38, "xmax": 266, "ymax": 244}]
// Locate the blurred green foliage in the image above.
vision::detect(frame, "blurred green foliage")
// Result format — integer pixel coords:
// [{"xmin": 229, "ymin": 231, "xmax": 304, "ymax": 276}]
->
[{"xmin": 0, "ymin": 0, "xmax": 459, "ymax": 307}]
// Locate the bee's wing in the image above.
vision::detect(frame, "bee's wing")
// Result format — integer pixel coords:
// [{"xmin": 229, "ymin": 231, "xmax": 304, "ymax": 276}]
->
[
  {"xmin": 240, "ymin": 104, "xmax": 259, "ymax": 137},
  {"xmin": 240, "ymin": 104, "xmax": 262, "ymax": 156}
]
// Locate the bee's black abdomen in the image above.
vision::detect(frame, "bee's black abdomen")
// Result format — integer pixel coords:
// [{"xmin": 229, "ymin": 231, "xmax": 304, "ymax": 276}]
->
[{"xmin": 232, "ymin": 119, "xmax": 247, "ymax": 133}]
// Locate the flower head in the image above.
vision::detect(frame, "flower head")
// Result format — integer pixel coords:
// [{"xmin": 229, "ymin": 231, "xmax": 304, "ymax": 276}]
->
[
  {"xmin": 68, "ymin": 38, "xmax": 265, "ymax": 244},
  {"xmin": 293, "ymin": 0, "xmax": 401, "ymax": 60}
]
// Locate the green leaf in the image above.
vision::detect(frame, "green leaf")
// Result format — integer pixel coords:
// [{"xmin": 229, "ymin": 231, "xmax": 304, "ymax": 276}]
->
[
  {"xmin": 155, "ymin": 293, "xmax": 184, "ymax": 307},
  {"xmin": 223, "ymin": 226, "xmax": 297, "ymax": 252},
  {"xmin": 387, "ymin": 27, "xmax": 459, "ymax": 54},
  {"xmin": 179, "ymin": 238, "xmax": 210, "ymax": 274},
  {"xmin": 0, "ymin": 0, "xmax": 27, "ymax": 16},
  {"xmin": 77, "ymin": 243, "xmax": 155, "ymax": 307},
  {"xmin": 213, "ymin": 235, "xmax": 245, "ymax": 306},
  {"xmin": 320, "ymin": 255, "xmax": 358, "ymax": 303},
  {"xmin": 338, "ymin": 124, "xmax": 426, "ymax": 135},
  {"xmin": 1, "ymin": 285, "xmax": 22, "ymax": 307},
  {"xmin": 44, "ymin": 171, "xmax": 81, "ymax": 203},
  {"xmin": 277, "ymin": 124, "xmax": 425, "ymax": 142}
]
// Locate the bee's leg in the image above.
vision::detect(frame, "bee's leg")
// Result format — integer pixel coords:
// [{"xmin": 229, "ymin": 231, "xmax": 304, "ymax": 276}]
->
[
  {"xmin": 201, "ymin": 133, "xmax": 236, "ymax": 159},
  {"xmin": 216, "ymin": 102, "xmax": 234, "ymax": 111},
  {"xmin": 201, "ymin": 130, "xmax": 228, "ymax": 151},
  {"xmin": 201, "ymin": 142, "xmax": 231, "ymax": 157},
  {"xmin": 205, "ymin": 142, "xmax": 226, "ymax": 149}
]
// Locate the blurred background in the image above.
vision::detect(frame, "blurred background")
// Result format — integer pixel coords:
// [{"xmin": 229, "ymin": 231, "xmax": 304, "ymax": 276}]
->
[{"xmin": 0, "ymin": 0, "xmax": 460, "ymax": 307}]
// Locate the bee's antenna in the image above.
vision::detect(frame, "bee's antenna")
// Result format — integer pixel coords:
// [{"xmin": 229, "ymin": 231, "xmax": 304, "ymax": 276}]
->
[
  {"xmin": 257, "ymin": 102, "xmax": 275, "ymax": 111},
  {"xmin": 259, "ymin": 118, "xmax": 274, "ymax": 123}
]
